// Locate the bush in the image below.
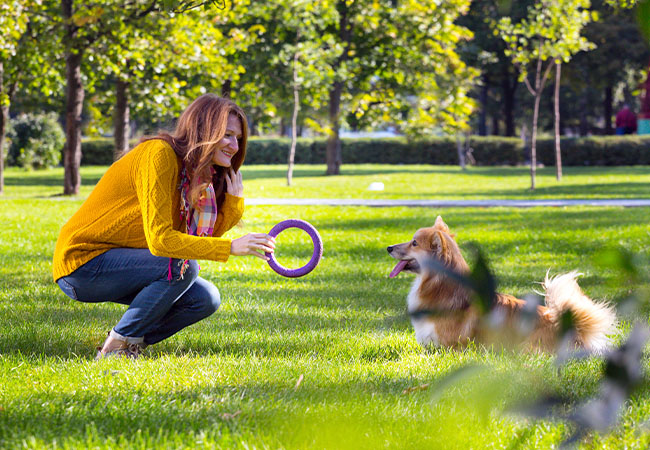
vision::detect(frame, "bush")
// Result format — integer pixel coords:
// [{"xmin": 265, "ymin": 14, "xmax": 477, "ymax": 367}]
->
[
  {"xmin": 81, "ymin": 138, "xmax": 116, "ymax": 165},
  {"xmin": 7, "ymin": 113, "xmax": 65, "ymax": 169},
  {"xmin": 80, "ymin": 138, "xmax": 140, "ymax": 165},
  {"xmin": 79, "ymin": 135, "xmax": 650, "ymax": 166},
  {"xmin": 536, "ymin": 136, "xmax": 650, "ymax": 166}
]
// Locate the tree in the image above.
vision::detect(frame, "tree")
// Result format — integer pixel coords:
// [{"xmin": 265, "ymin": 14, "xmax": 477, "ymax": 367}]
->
[
  {"xmin": 55, "ymin": 0, "xmax": 177, "ymax": 195},
  {"xmin": 54, "ymin": 0, "xmax": 222, "ymax": 195},
  {"xmin": 265, "ymin": 2, "xmax": 337, "ymax": 185},
  {"xmin": 233, "ymin": 0, "xmax": 476, "ymax": 174},
  {"xmin": 563, "ymin": 0, "xmax": 648, "ymax": 135},
  {"xmin": 90, "ymin": 6, "xmax": 250, "ymax": 157},
  {"xmin": 458, "ymin": 0, "xmax": 535, "ymax": 137},
  {"xmin": 0, "ymin": 0, "xmax": 62, "ymax": 194},
  {"xmin": 323, "ymin": 0, "xmax": 476, "ymax": 174},
  {"xmin": 281, "ymin": 36, "xmax": 336, "ymax": 185},
  {"xmin": 0, "ymin": 1, "xmax": 30, "ymax": 195},
  {"xmin": 497, "ymin": 0, "xmax": 595, "ymax": 188}
]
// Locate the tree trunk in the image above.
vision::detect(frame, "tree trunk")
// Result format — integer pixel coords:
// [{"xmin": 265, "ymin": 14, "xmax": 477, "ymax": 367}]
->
[
  {"xmin": 287, "ymin": 52, "xmax": 299, "ymax": 186},
  {"xmin": 528, "ymin": 55, "xmax": 553, "ymax": 191},
  {"xmin": 0, "ymin": 62, "xmax": 5, "ymax": 195},
  {"xmin": 325, "ymin": 0, "xmax": 350, "ymax": 176},
  {"xmin": 554, "ymin": 62, "xmax": 562, "ymax": 181},
  {"xmin": 62, "ymin": 0, "xmax": 84, "ymax": 195},
  {"xmin": 279, "ymin": 117, "xmax": 289, "ymax": 137},
  {"xmin": 0, "ymin": 106, "xmax": 7, "ymax": 196},
  {"xmin": 0, "ymin": 62, "xmax": 20, "ymax": 194},
  {"xmin": 491, "ymin": 115, "xmax": 500, "ymax": 136},
  {"xmin": 221, "ymin": 79, "xmax": 232, "ymax": 98},
  {"xmin": 114, "ymin": 78, "xmax": 130, "ymax": 160},
  {"xmin": 503, "ymin": 65, "xmax": 517, "ymax": 137},
  {"xmin": 604, "ymin": 84, "xmax": 613, "ymax": 135},
  {"xmin": 478, "ymin": 74, "xmax": 488, "ymax": 136},
  {"xmin": 531, "ymin": 91, "xmax": 541, "ymax": 190},
  {"xmin": 456, "ymin": 133, "xmax": 466, "ymax": 170},
  {"xmin": 326, "ymin": 81, "xmax": 343, "ymax": 175},
  {"xmin": 249, "ymin": 116, "xmax": 258, "ymax": 136},
  {"xmin": 579, "ymin": 87, "xmax": 589, "ymax": 136},
  {"xmin": 63, "ymin": 49, "xmax": 84, "ymax": 195}
]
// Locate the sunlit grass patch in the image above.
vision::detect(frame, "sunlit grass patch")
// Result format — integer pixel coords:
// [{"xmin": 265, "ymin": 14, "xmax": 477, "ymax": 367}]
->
[{"xmin": 1, "ymin": 166, "xmax": 650, "ymax": 448}]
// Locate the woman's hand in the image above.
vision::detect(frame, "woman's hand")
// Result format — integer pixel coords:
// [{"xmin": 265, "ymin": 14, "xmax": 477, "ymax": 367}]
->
[
  {"xmin": 225, "ymin": 168, "xmax": 243, "ymax": 197},
  {"xmin": 230, "ymin": 233, "xmax": 276, "ymax": 260}
]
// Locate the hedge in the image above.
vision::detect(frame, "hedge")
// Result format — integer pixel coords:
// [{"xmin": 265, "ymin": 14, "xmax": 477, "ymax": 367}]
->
[{"xmin": 79, "ymin": 135, "xmax": 650, "ymax": 166}]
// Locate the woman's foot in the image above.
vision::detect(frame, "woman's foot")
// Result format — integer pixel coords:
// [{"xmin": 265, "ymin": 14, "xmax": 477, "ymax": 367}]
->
[{"xmin": 95, "ymin": 332, "xmax": 144, "ymax": 360}]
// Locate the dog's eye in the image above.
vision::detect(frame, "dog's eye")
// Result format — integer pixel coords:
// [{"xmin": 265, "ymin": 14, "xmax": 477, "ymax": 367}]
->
[{"xmin": 412, "ymin": 240, "xmax": 417, "ymax": 247}]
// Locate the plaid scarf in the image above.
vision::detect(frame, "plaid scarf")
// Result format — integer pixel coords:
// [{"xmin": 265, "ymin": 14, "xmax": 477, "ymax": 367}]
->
[{"xmin": 168, "ymin": 166, "xmax": 218, "ymax": 280}]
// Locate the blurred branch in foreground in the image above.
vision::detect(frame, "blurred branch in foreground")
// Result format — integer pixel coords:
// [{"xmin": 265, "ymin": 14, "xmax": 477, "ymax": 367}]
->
[{"xmin": 412, "ymin": 244, "xmax": 648, "ymax": 447}]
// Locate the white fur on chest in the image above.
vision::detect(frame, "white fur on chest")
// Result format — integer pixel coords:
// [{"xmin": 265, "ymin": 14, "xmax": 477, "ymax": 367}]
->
[{"xmin": 407, "ymin": 276, "xmax": 440, "ymax": 346}]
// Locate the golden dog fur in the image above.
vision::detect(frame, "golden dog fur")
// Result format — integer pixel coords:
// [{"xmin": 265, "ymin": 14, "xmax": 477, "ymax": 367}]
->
[{"xmin": 387, "ymin": 216, "xmax": 616, "ymax": 352}]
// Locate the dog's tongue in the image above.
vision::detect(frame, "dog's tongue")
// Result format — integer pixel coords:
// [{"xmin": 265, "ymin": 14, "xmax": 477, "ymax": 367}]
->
[{"xmin": 389, "ymin": 260, "xmax": 409, "ymax": 278}]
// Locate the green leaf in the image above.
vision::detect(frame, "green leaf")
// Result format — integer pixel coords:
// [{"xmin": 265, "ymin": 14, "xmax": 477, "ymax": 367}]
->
[
  {"xmin": 593, "ymin": 247, "xmax": 639, "ymax": 279},
  {"xmin": 466, "ymin": 244, "xmax": 497, "ymax": 313},
  {"xmin": 637, "ymin": 0, "xmax": 650, "ymax": 43},
  {"xmin": 497, "ymin": 0, "xmax": 513, "ymax": 14}
]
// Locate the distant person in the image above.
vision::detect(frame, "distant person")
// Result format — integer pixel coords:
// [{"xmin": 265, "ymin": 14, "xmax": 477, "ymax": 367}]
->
[
  {"xmin": 53, "ymin": 94, "xmax": 276, "ymax": 359},
  {"xmin": 615, "ymin": 104, "xmax": 637, "ymax": 135}
]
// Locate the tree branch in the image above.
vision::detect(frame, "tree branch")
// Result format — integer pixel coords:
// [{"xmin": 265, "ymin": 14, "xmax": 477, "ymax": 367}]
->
[
  {"xmin": 539, "ymin": 59, "xmax": 554, "ymax": 93},
  {"xmin": 82, "ymin": 0, "xmax": 160, "ymax": 48},
  {"xmin": 513, "ymin": 61, "xmax": 536, "ymax": 96}
]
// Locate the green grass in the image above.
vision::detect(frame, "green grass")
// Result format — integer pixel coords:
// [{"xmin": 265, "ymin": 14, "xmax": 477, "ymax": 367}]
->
[
  {"xmin": 1, "ymin": 165, "xmax": 650, "ymax": 449},
  {"xmin": 3, "ymin": 164, "xmax": 650, "ymax": 199}
]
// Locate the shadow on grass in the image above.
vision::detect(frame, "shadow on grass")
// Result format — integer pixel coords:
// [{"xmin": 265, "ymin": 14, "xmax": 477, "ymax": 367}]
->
[
  {"xmin": 3, "ymin": 174, "xmax": 103, "ymax": 187},
  {"xmin": 0, "ymin": 282, "xmax": 411, "ymax": 359},
  {"xmin": 1, "ymin": 355, "xmax": 601, "ymax": 449},
  {"xmin": 0, "ymin": 371, "xmax": 504, "ymax": 447},
  {"xmin": 4, "ymin": 206, "xmax": 647, "ymax": 359},
  {"xmin": 392, "ymin": 182, "xmax": 650, "ymax": 199},
  {"xmin": 312, "ymin": 206, "xmax": 650, "ymax": 232},
  {"xmin": 241, "ymin": 166, "xmax": 463, "ymax": 180},
  {"xmin": 241, "ymin": 165, "xmax": 650, "ymax": 181}
]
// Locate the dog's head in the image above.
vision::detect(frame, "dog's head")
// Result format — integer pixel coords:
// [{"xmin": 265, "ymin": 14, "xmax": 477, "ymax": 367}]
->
[{"xmin": 387, "ymin": 216, "xmax": 466, "ymax": 278}]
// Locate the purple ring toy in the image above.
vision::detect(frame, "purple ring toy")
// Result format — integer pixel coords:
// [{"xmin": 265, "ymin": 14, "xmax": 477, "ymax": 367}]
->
[{"xmin": 266, "ymin": 219, "xmax": 323, "ymax": 278}]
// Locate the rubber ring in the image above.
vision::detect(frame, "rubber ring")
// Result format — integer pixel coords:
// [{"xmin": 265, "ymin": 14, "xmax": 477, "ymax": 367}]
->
[{"xmin": 266, "ymin": 219, "xmax": 323, "ymax": 278}]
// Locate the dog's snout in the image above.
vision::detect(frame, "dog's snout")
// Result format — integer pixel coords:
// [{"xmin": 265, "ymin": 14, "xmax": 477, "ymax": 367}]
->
[{"xmin": 387, "ymin": 245, "xmax": 394, "ymax": 254}]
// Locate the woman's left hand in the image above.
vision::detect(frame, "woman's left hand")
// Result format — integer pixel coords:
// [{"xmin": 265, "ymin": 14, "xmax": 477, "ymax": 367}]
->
[{"xmin": 225, "ymin": 168, "xmax": 243, "ymax": 197}]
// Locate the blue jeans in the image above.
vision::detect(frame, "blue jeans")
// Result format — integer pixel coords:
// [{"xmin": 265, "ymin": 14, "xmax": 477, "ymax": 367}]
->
[{"xmin": 56, "ymin": 248, "xmax": 221, "ymax": 345}]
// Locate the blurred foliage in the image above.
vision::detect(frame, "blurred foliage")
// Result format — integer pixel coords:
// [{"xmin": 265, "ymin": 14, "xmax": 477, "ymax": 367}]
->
[
  {"xmin": 6, "ymin": 113, "xmax": 65, "ymax": 170},
  {"xmin": 638, "ymin": 0, "xmax": 650, "ymax": 42},
  {"xmin": 417, "ymin": 241, "xmax": 650, "ymax": 448}
]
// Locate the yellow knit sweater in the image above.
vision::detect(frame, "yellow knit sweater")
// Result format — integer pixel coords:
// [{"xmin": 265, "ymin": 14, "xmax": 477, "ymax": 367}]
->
[{"xmin": 52, "ymin": 139, "xmax": 244, "ymax": 281}]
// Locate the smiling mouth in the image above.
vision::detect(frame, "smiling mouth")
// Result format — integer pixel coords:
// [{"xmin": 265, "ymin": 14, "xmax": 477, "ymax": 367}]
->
[{"xmin": 221, "ymin": 150, "xmax": 236, "ymax": 158}]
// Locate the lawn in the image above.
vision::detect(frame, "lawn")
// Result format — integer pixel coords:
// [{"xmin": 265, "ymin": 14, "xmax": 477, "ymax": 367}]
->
[
  {"xmin": 3, "ymin": 164, "xmax": 650, "ymax": 200},
  {"xmin": 1, "ymin": 165, "xmax": 650, "ymax": 449}
]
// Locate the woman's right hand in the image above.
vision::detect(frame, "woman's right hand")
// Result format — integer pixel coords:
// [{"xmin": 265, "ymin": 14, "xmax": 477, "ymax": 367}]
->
[{"xmin": 230, "ymin": 233, "xmax": 276, "ymax": 260}]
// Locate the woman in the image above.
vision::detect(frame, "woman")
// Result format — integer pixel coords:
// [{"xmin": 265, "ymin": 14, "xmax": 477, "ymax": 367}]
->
[{"xmin": 53, "ymin": 94, "xmax": 275, "ymax": 359}]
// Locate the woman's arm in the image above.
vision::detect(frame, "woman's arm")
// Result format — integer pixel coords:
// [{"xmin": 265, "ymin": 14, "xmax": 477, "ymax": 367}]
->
[
  {"xmin": 212, "ymin": 193, "xmax": 244, "ymax": 237},
  {"xmin": 212, "ymin": 168, "xmax": 244, "ymax": 237},
  {"xmin": 135, "ymin": 142, "xmax": 232, "ymax": 262}
]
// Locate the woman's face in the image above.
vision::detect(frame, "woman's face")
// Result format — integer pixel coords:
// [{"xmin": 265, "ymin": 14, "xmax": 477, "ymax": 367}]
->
[{"xmin": 212, "ymin": 114, "xmax": 242, "ymax": 168}]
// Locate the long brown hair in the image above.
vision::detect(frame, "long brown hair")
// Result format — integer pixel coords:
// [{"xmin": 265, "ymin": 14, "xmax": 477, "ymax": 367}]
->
[{"xmin": 142, "ymin": 94, "xmax": 248, "ymax": 208}]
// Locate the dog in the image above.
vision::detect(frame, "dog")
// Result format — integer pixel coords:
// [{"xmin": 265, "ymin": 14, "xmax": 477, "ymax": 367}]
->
[{"xmin": 387, "ymin": 216, "xmax": 616, "ymax": 353}]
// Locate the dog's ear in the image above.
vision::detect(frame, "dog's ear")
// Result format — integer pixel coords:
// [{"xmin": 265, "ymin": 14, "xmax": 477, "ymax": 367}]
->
[
  {"xmin": 433, "ymin": 215, "xmax": 449, "ymax": 232},
  {"xmin": 430, "ymin": 231, "xmax": 452, "ymax": 263},
  {"xmin": 430, "ymin": 231, "xmax": 443, "ymax": 254}
]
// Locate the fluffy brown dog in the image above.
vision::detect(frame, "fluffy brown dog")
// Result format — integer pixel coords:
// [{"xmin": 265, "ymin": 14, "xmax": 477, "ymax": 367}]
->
[{"xmin": 387, "ymin": 216, "xmax": 616, "ymax": 353}]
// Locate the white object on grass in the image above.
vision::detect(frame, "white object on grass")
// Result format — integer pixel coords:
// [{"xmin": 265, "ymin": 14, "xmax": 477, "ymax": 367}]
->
[{"xmin": 367, "ymin": 182, "xmax": 384, "ymax": 191}]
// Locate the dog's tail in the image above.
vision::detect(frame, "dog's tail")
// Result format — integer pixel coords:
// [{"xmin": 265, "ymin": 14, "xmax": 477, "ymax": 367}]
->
[{"xmin": 543, "ymin": 271, "xmax": 616, "ymax": 354}]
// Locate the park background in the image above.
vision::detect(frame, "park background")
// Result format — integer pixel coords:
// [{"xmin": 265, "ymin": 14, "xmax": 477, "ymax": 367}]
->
[{"xmin": 3, "ymin": 0, "xmax": 650, "ymax": 449}]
